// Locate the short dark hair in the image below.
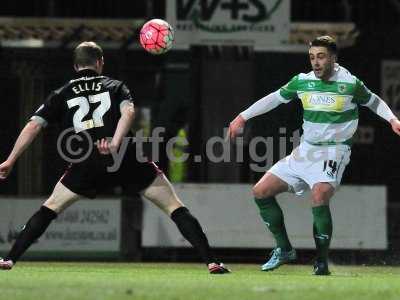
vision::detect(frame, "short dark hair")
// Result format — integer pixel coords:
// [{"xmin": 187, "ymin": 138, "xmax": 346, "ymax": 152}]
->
[
  {"xmin": 73, "ymin": 41, "xmax": 103, "ymax": 67},
  {"xmin": 309, "ymin": 36, "xmax": 338, "ymax": 55}
]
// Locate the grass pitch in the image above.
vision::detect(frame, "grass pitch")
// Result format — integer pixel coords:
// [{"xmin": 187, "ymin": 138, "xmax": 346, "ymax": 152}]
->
[{"xmin": 0, "ymin": 262, "xmax": 399, "ymax": 300}]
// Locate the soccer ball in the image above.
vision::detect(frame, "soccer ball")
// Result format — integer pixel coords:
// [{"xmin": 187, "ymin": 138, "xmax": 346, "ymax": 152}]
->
[{"xmin": 139, "ymin": 19, "xmax": 174, "ymax": 55}]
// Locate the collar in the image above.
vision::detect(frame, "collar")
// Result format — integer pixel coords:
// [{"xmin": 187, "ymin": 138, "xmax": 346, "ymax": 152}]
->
[
  {"xmin": 333, "ymin": 63, "xmax": 340, "ymax": 73},
  {"xmin": 74, "ymin": 69, "xmax": 100, "ymax": 78},
  {"xmin": 328, "ymin": 63, "xmax": 340, "ymax": 81}
]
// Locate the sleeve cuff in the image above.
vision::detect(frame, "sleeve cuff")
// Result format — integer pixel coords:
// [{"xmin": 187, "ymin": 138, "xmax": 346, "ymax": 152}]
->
[
  {"xmin": 30, "ymin": 116, "xmax": 48, "ymax": 127},
  {"xmin": 120, "ymin": 100, "xmax": 133, "ymax": 113},
  {"xmin": 239, "ymin": 111, "xmax": 250, "ymax": 121}
]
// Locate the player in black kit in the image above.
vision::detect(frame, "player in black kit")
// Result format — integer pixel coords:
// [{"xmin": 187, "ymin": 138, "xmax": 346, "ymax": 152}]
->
[{"xmin": 0, "ymin": 42, "xmax": 229, "ymax": 274}]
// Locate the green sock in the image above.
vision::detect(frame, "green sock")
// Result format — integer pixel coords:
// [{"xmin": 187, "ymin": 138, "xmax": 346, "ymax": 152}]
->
[
  {"xmin": 312, "ymin": 205, "xmax": 332, "ymax": 262},
  {"xmin": 254, "ymin": 197, "xmax": 292, "ymax": 251}
]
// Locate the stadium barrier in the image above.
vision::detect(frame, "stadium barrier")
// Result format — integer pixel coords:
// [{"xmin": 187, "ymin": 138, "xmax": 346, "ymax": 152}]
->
[{"xmin": 0, "ymin": 184, "xmax": 386, "ymax": 260}]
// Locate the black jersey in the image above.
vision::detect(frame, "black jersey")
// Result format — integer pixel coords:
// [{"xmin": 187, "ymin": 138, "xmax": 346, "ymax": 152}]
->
[
  {"xmin": 30, "ymin": 69, "xmax": 160, "ymax": 198},
  {"xmin": 31, "ymin": 69, "xmax": 133, "ymax": 164},
  {"xmin": 32, "ymin": 69, "xmax": 133, "ymax": 139}
]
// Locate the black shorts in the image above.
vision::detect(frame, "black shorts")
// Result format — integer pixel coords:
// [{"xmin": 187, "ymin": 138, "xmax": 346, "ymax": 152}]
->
[{"xmin": 60, "ymin": 146, "xmax": 162, "ymax": 199}]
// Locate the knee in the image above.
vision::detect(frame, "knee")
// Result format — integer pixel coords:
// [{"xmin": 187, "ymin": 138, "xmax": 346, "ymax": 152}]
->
[
  {"xmin": 252, "ymin": 185, "xmax": 273, "ymax": 199},
  {"xmin": 43, "ymin": 201, "xmax": 63, "ymax": 214},
  {"xmin": 311, "ymin": 184, "xmax": 334, "ymax": 206},
  {"xmin": 39, "ymin": 205, "xmax": 58, "ymax": 219},
  {"xmin": 148, "ymin": 193, "xmax": 183, "ymax": 216},
  {"xmin": 166, "ymin": 200, "xmax": 184, "ymax": 216}
]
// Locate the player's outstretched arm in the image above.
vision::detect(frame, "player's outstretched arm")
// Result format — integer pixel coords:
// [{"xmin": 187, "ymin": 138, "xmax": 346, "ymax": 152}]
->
[
  {"xmin": 97, "ymin": 102, "xmax": 135, "ymax": 155},
  {"xmin": 226, "ymin": 91, "xmax": 284, "ymax": 140},
  {"xmin": 363, "ymin": 95, "xmax": 400, "ymax": 136},
  {"xmin": 0, "ymin": 120, "xmax": 43, "ymax": 180}
]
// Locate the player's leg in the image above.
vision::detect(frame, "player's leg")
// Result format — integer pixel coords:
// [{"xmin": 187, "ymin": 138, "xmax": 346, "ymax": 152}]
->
[
  {"xmin": 0, "ymin": 181, "xmax": 79, "ymax": 270},
  {"xmin": 142, "ymin": 173, "xmax": 229, "ymax": 274},
  {"xmin": 305, "ymin": 145, "xmax": 351, "ymax": 275},
  {"xmin": 253, "ymin": 171, "xmax": 297, "ymax": 271},
  {"xmin": 311, "ymin": 182, "xmax": 335, "ymax": 275},
  {"xmin": 141, "ymin": 173, "xmax": 183, "ymax": 215},
  {"xmin": 253, "ymin": 172, "xmax": 292, "ymax": 251}
]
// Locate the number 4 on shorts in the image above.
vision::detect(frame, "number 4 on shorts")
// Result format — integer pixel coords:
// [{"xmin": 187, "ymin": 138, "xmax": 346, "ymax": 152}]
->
[{"xmin": 323, "ymin": 160, "xmax": 337, "ymax": 178}]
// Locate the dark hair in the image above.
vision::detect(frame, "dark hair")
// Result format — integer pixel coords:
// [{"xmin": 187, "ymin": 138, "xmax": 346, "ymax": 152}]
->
[
  {"xmin": 73, "ymin": 41, "xmax": 103, "ymax": 67},
  {"xmin": 309, "ymin": 36, "xmax": 338, "ymax": 55}
]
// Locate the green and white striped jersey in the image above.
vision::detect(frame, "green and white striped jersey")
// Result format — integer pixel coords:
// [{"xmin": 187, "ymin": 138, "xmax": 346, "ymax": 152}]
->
[{"xmin": 278, "ymin": 64, "xmax": 374, "ymax": 145}]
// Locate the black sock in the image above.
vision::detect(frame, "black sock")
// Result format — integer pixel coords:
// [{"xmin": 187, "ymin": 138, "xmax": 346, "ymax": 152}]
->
[
  {"xmin": 6, "ymin": 206, "xmax": 57, "ymax": 263},
  {"xmin": 171, "ymin": 206, "xmax": 215, "ymax": 265}
]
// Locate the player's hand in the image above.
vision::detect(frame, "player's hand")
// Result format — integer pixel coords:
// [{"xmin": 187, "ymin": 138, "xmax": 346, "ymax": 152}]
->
[
  {"xmin": 226, "ymin": 114, "xmax": 246, "ymax": 141},
  {"xmin": 0, "ymin": 160, "xmax": 14, "ymax": 180},
  {"xmin": 390, "ymin": 118, "xmax": 400, "ymax": 136},
  {"xmin": 96, "ymin": 138, "xmax": 119, "ymax": 155}
]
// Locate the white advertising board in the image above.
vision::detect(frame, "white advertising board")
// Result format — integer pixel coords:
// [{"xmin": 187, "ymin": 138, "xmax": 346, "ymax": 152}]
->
[
  {"xmin": 142, "ymin": 185, "xmax": 387, "ymax": 249},
  {"xmin": 0, "ymin": 199, "xmax": 121, "ymax": 252}
]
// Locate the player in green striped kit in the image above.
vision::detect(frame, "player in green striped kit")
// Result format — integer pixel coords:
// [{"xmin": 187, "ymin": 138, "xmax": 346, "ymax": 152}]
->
[{"xmin": 227, "ymin": 36, "xmax": 400, "ymax": 275}]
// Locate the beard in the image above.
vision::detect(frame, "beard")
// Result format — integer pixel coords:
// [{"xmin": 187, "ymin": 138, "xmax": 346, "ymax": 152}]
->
[{"xmin": 315, "ymin": 64, "xmax": 334, "ymax": 79}]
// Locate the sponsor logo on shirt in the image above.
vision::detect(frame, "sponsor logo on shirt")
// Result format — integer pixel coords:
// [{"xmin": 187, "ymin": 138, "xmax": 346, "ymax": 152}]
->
[
  {"xmin": 309, "ymin": 95, "xmax": 336, "ymax": 106},
  {"xmin": 301, "ymin": 93, "xmax": 346, "ymax": 112}
]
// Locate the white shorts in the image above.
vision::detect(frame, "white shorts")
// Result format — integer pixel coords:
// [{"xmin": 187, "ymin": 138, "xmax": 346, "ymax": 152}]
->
[{"xmin": 269, "ymin": 142, "xmax": 351, "ymax": 195}]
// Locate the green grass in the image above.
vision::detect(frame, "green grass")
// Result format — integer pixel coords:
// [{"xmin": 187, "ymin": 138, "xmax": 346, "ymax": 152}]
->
[{"xmin": 1, "ymin": 263, "xmax": 400, "ymax": 300}]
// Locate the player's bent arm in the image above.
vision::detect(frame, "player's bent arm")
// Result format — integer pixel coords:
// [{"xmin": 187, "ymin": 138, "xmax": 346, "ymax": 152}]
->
[
  {"xmin": 111, "ymin": 102, "xmax": 135, "ymax": 147},
  {"xmin": 6, "ymin": 120, "xmax": 43, "ymax": 165},
  {"xmin": 239, "ymin": 91, "xmax": 286, "ymax": 121},
  {"xmin": 363, "ymin": 94, "xmax": 400, "ymax": 136}
]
